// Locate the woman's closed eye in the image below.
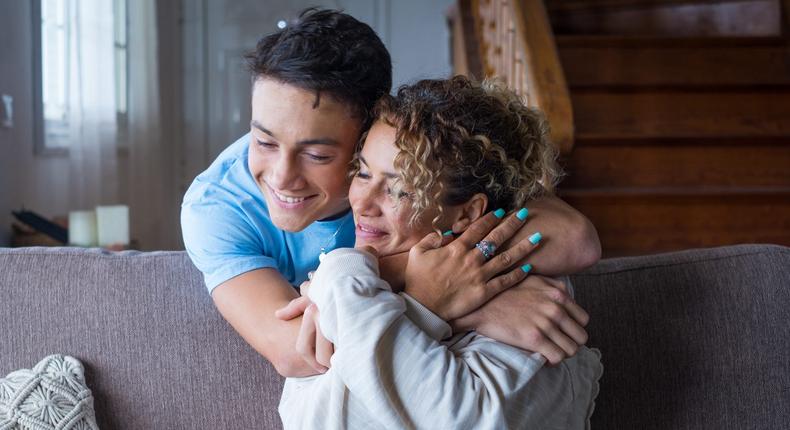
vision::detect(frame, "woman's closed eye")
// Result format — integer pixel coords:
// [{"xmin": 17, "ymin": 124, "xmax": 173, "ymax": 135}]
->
[{"xmin": 386, "ymin": 184, "xmax": 412, "ymax": 201}]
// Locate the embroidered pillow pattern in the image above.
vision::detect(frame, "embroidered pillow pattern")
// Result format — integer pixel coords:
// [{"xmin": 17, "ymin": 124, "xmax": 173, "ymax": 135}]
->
[{"xmin": 0, "ymin": 354, "xmax": 99, "ymax": 430}]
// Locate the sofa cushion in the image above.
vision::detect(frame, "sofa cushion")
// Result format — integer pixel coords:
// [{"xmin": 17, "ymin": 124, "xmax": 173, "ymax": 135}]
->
[
  {"xmin": 572, "ymin": 244, "xmax": 790, "ymax": 430},
  {"xmin": 0, "ymin": 354, "xmax": 98, "ymax": 429}
]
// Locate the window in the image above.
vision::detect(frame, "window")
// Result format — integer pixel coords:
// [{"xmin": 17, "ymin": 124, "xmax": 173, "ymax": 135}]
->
[
  {"xmin": 40, "ymin": 0, "xmax": 70, "ymax": 149},
  {"xmin": 114, "ymin": 0, "xmax": 128, "ymax": 146},
  {"xmin": 33, "ymin": 0, "xmax": 128, "ymax": 154}
]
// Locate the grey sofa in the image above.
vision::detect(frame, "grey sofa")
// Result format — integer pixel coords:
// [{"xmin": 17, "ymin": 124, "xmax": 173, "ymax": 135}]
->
[{"xmin": 1, "ymin": 244, "xmax": 788, "ymax": 429}]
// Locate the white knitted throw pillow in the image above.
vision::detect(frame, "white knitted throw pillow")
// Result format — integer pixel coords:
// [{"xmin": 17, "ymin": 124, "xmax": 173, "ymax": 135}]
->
[{"xmin": 0, "ymin": 355, "xmax": 99, "ymax": 430}]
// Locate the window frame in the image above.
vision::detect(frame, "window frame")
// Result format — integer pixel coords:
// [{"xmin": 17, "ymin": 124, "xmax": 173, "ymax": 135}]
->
[
  {"xmin": 32, "ymin": 0, "xmax": 129, "ymax": 157},
  {"xmin": 32, "ymin": 0, "xmax": 69, "ymax": 156}
]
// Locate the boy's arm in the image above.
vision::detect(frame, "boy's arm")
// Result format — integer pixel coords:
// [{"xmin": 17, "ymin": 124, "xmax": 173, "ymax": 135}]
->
[
  {"xmin": 211, "ymin": 268, "xmax": 325, "ymax": 377},
  {"xmin": 505, "ymin": 195, "xmax": 601, "ymax": 275}
]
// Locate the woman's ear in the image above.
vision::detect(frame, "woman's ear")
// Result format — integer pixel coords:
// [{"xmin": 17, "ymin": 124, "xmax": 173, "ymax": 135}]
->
[{"xmin": 450, "ymin": 194, "xmax": 488, "ymax": 233}]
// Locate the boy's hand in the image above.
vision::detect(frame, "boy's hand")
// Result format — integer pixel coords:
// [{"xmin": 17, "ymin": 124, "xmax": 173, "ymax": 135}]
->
[
  {"xmin": 451, "ymin": 275, "xmax": 589, "ymax": 365},
  {"xmin": 275, "ymin": 277, "xmax": 333, "ymax": 373}
]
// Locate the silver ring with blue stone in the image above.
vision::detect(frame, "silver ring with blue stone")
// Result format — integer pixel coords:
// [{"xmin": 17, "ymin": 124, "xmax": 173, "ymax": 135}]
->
[{"xmin": 475, "ymin": 240, "xmax": 497, "ymax": 260}]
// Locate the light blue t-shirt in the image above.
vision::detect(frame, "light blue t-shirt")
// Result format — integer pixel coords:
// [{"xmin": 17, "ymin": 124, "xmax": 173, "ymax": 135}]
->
[{"xmin": 181, "ymin": 133, "xmax": 355, "ymax": 293}]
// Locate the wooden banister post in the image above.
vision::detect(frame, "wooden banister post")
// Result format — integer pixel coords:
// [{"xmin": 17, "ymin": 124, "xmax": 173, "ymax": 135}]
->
[
  {"xmin": 512, "ymin": 0, "xmax": 575, "ymax": 153},
  {"xmin": 450, "ymin": 0, "xmax": 575, "ymax": 153}
]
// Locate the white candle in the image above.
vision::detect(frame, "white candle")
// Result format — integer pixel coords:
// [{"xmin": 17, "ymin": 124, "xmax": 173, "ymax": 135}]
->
[
  {"xmin": 96, "ymin": 205, "xmax": 130, "ymax": 247},
  {"xmin": 68, "ymin": 210, "xmax": 97, "ymax": 247}
]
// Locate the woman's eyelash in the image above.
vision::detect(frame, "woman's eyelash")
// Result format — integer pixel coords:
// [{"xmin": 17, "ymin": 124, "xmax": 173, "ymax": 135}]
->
[
  {"xmin": 387, "ymin": 188, "xmax": 411, "ymax": 200},
  {"xmin": 356, "ymin": 171, "xmax": 371, "ymax": 179},
  {"xmin": 256, "ymin": 139, "xmax": 275, "ymax": 148}
]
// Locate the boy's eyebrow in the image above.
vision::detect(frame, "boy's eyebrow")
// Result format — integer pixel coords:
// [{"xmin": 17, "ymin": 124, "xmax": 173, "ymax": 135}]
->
[
  {"xmin": 358, "ymin": 155, "xmax": 399, "ymax": 179},
  {"xmin": 250, "ymin": 120, "xmax": 276, "ymax": 138},
  {"xmin": 250, "ymin": 120, "xmax": 339, "ymax": 146}
]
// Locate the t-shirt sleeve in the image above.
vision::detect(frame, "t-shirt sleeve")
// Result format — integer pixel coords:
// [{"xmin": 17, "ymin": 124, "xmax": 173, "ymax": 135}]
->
[{"xmin": 181, "ymin": 198, "xmax": 278, "ymax": 293}]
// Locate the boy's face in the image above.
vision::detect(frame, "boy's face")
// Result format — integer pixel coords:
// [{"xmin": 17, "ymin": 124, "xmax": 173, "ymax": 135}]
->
[{"xmin": 249, "ymin": 78, "xmax": 362, "ymax": 232}]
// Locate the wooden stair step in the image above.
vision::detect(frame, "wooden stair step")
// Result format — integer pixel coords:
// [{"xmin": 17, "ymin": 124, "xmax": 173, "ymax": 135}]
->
[
  {"xmin": 572, "ymin": 88, "xmax": 790, "ymax": 138},
  {"xmin": 559, "ymin": 190, "xmax": 790, "ymax": 256},
  {"xmin": 547, "ymin": 0, "xmax": 769, "ymax": 12},
  {"xmin": 546, "ymin": 0, "xmax": 780, "ymax": 36},
  {"xmin": 558, "ymin": 36, "xmax": 790, "ymax": 87},
  {"xmin": 562, "ymin": 140, "xmax": 790, "ymax": 188}
]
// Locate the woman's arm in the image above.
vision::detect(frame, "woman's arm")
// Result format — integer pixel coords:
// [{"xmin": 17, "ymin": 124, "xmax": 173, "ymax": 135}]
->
[{"xmin": 308, "ymin": 248, "xmax": 562, "ymax": 429}]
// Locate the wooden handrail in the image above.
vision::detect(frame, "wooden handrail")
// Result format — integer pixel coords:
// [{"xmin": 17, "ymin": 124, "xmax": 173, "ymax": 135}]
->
[{"xmin": 454, "ymin": 0, "xmax": 575, "ymax": 153}]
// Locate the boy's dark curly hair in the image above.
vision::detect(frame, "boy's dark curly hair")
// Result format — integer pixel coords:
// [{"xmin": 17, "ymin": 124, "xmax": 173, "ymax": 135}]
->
[{"xmin": 245, "ymin": 8, "xmax": 392, "ymax": 128}]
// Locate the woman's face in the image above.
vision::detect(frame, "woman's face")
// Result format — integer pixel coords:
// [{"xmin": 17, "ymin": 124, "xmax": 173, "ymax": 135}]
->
[
  {"xmin": 349, "ymin": 121, "xmax": 455, "ymax": 256},
  {"xmin": 248, "ymin": 78, "xmax": 362, "ymax": 232}
]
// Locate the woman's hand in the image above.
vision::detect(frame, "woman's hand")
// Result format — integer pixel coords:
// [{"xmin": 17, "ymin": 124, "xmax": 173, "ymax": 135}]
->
[
  {"xmin": 451, "ymin": 275, "xmax": 589, "ymax": 365},
  {"xmin": 404, "ymin": 210, "xmax": 539, "ymax": 321},
  {"xmin": 274, "ymin": 277, "xmax": 333, "ymax": 374}
]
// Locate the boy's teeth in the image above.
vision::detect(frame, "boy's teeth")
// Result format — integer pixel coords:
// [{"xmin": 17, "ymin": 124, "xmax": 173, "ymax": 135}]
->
[{"xmin": 275, "ymin": 191, "xmax": 306, "ymax": 203}]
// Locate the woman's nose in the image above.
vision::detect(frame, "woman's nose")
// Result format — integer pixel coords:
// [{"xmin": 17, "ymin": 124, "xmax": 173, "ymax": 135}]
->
[{"xmin": 352, "ymin": 186, "xmax": 383, "ymax": 217}]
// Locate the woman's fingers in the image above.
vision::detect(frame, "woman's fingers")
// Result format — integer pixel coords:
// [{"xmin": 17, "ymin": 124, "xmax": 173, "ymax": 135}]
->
[
  {"xmin": 410, "ymin": 229, "xmax": 455, "ymax": 256},
  {"xmin": 485, "ymin": 263, "xmax": 531, "ymax": 296},
  {"xmin": 451, "ymin": 210, "xmax": 506, "ymax": 251},
  {"xmin": 296, "ymin": 304, "xmax": 328, "ymax": 373},
  {"xmin": 474, "ymin": 209, "xmax": 530, "ymax": 261},
  {"xmin": 274, "ymin": 296, "xmax": 311, "ymax": 321},
  {"xmin": 483, "ymin": 231, "xmax": 539, "ymax": 277}
]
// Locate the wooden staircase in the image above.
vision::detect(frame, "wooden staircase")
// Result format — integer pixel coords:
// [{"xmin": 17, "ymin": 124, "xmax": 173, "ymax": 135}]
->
[{"xmin": 451, "ymin": 0, "xmax": 790, "ymax": 257}]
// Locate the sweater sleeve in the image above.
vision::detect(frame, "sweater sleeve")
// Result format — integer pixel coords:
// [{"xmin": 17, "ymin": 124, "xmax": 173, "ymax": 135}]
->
[{"xmin": 307, "ymin": 248, "xmax": 551, "ymax": 430}]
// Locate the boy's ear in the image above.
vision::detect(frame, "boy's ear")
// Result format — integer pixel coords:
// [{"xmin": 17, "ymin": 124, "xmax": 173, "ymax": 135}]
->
[{"xmin": 450, "ymin": 194, "xmax": 488, "ymax": 233}]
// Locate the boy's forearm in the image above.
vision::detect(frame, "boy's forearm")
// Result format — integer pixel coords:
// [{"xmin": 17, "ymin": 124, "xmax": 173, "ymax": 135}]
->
[
  {"xmin": 210, "ymin": 268, "xmax": 323, "ymax": 378},
  {"xmin": 508, "ymin": 196, "xmax": 601, "ymax": 276}
]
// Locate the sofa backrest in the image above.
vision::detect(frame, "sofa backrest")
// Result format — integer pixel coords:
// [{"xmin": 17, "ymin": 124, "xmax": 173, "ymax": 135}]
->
[
  {"xmin": 1, "ymin": 244, "xmax": 788, "ymax": 429},
  {"xmin": 0, "ymin": 247, "xmax": 284, "ymax": 429},
  {"xmin": 572, "ymin": 244, "xmax": 790, "ymax": 430}
]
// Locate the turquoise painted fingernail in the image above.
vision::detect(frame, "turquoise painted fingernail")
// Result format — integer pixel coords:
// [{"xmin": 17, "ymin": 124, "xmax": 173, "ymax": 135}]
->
[
  {"xmin": 516, "ymin": 208, "xmax": 529, "ymax": 221},
  {"xmin": 528, "ymin": 232, "xmax": 542, "ymax": 245},
  {"xmin": 521, "ymin": 264, "xmax": 532, "ymax": 273},
  {"xmin": 442, "ymin": 230, "xmax": 454, "ymax": 236},
  {"xmin": 494, "ymin": 208, "xmax": 506, "ymax": 219}
]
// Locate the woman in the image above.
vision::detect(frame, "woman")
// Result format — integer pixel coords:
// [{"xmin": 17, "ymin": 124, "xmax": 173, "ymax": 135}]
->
[{"xmin": 278, "ymin": 77, "xmax": 602, "ymax": 429}]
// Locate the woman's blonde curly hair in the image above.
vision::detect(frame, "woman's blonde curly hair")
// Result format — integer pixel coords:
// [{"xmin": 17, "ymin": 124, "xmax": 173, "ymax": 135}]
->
[{"xmin": 358, "ymin": 75, "xmax": 563, "ymax": 228}]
